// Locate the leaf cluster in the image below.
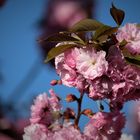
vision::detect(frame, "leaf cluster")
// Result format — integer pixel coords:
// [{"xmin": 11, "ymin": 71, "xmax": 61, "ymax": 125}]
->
[{"xmin": 42, "ymin": 3, "xmax": 140, "ymax": 67}]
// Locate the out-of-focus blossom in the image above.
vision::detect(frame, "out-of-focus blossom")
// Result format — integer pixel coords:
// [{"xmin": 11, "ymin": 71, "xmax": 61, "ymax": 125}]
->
[
  {"xmin": 51, "ymin": 1, "xmax": 87, "ymax": 28},
  {"xmin": 23, "ymin": 124, "xmax": 48, "ymax": 140},
  {"xmin": 15, "ymin": 119, "xmax": 29, "ymax": 135},
  {"xmin": 39, "ymin": 0, "xmax": 94, "ymax": 66},
  {"xmin": 0, "ymin": 117, "xmax": 28, "ymax": 140},
  {"xmin": 84, "ymin": 112, "xmax": 125, "ymax": 140},
  {"xmin": 116, "ymin": 23, "xmax": 140, "ymax": 54},
  {"xmin": 0, "ymin": 134, "xmax": 14, "ymax": 140},
  {"xmin": 127, "ymin": 102, "xmax": 140, "ymax": 139},
  {"xmin": 138, "ymin": 104, "xmax": 140, "ymax": 123},
  {"xmin": 0, "ymin": 0, "xmax": 6, "ymax": 7},
  {"xmin": 30, "ymin": 90, "xmax": 61, "ymax": 126},
  {"xmin": 120, "ymin": 133, "xmax": 134, "ymax": 140}
]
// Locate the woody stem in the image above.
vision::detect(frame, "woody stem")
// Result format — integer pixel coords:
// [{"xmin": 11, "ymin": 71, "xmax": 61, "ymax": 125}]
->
[{"xmin": 74, "ymin": 92, "xmax": 84, "ymax": 129}]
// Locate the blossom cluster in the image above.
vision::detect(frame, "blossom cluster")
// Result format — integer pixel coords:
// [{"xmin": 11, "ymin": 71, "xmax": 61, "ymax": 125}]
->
[
  {"xmin": 23, "ymin": 1, "xmax": 140, "ymax": 137},
  {"xmin": 55, "ymin": 23, "xmax": 140, "ymax": 110},
  {"xmin": 23, "ymin": 91, "xmax": 126, "ymax": 140},
  {"xmin": 23, "ymin": 22, "xmax": 140, "ymax": 139}
]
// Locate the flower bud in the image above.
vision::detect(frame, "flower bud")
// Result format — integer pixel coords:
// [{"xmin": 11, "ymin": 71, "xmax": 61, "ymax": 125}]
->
[
  {"xmin": 82, "ymin": 109, "xmax": 93, "ymax": 118},
  {"xmin": 66, "ymin": 94, "xmax": 77, "ymax": 102},
  {"xmin": 63, "ymin": 108, "xmax": 75, "ymax": 120},
  {"xmin": 50, "ymin": 80, "xmax": 58, "ymax": 86}
]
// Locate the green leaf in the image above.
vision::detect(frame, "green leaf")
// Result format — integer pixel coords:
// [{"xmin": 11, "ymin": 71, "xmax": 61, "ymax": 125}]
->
[
  {"xmin": 125, "ymin": 57, "xmax": 140, "ymax": 66},
  {"xmin": 119, "ymin": 39, "xmax": 127, "ymax": 48},
  {"xmin": 45, "ymin": 44, "xmax": 78, "ymax": 63},
  {"xmin": 122, "ymin": 48, "xmax": 140, "ymax": 66},
  {"xmin": 69, "ymin": 19, "xmax": 104, "ymax": 32},
  {"xmin": 93, "ymin": 25, "xmax": 118, "ymax": 40},
  {"xmin": 52, "ymin": 111, "xmax": 61, "ymax": 120},
  {"xmin": 71, "ymin": 34, "xmax": 86, "ymax": 45},
  {"xmin": 38, "ymin": 33, "xmax": 81, "ymax": 43},
  {"xmin": 110, "ymin": 3, "xmax": 125, "ymax": 26},
  {"xmin": 38, "ymin": 33, "xmax": 86, "ymax": 45}
]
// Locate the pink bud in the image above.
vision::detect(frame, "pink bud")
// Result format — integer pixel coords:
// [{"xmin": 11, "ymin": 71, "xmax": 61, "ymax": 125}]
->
[
  {"xmin": 82, "ymin": 109, "xmax": 93, "ymax": 118},
  {"xmin": 50, "ymin": 80, "xmax": 58, "ymax": 86},
  {"xmin": 66, "ymin": 94, "xmax": 77, "ymax": 102}
]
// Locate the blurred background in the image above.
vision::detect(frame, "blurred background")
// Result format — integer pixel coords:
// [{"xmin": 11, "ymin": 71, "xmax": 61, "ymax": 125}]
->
[{"xmin": 0, "ymin": 0, "xmax": 140, "ymax": 139}]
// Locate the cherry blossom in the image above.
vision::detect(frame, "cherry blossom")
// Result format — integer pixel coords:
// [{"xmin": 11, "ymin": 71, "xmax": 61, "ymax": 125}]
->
[
  {"xmin": 117, "ymin": 23, "xmax": 140, "ymax": 54},
  {"xmin": 30, "ymin": 90, "xmax": 61, "ymax": 126},
  {"xmin": 84, "ymin": 112, "xmax": 125, "ymax": 140},
  {"xmin": 23, "ymin": 124, "xmax": 48, "ymax": 140}
]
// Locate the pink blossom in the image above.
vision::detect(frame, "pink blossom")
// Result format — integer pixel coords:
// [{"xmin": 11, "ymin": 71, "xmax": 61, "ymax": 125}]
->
[
  {"xmin": 110, "ymin": 64, "xmax": 140, "ymax": 103},
  {"xmin": 49, "ymin": 89, "xmax": 61, "ymax": 111},
  {"xmin": 23, "ymin": 124, "xmax": 48, "ymax": 140},
  {"xmin": 57, "ymin": 63, "xmax": 77, "ymax": 87},
  {"xmin": 117, "ymin": 23, "xmax": 140, "ymax": 54},
  {"xmin": 88, "ymin": 75, "xmax": 113, "ymax": 100},
  {"xmin": 64, "ymin": 47, "xmax": 79, "ymax": 68},
  {"xmin": 75, "ymin": 75, "xmax": 88, "ymax": 92},
  {"xmin": 55, "ymin": 47, "xmax": 88, "ymax": 91},
  {"xmin": 107, "ymin": 45, "xmax": 125, "ymax": 82},
  {"xmin": 55, "ymin": 51, "xmax": 77, "ymax": 87},
  {"xmin": 55, "ymin": 45, "xmax": 108, "ymax": 92},
  {"xmin": 55, "ymin": 43, "xmax": 78, "ymax": 69},
  {"xmin": 106, "ymin": 45, "xmax": 140, "ymax": 105},
  {"xmin": 30, "ymin": 90, "xmax": 61, "ymax": 126},
  {"xmin": 47, "ymin": 125, "xmax": 85, "ymax": 140},
  {"xmin": 76, "ymin": 47, "xmax": 108, "ymax": 80},
  {"xmin": 84, "ymin": 112, "xmax": 125, "ymax": 140}
]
